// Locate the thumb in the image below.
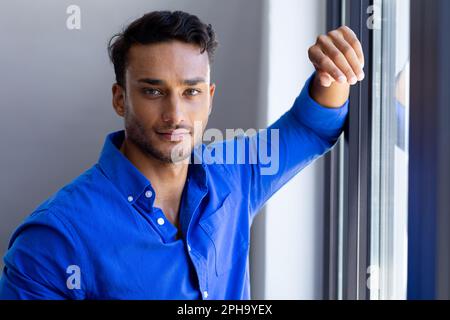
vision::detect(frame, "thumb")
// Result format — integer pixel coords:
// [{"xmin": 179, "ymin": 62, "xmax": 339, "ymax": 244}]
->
[{"xmin": 317, "ymin": 71, "xmax": 334, "ymax": 88}]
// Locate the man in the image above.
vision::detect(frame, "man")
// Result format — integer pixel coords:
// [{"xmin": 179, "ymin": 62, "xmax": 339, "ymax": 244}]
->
[{"xmin": 0, "ymin": 11, "xmax": 364, "ymax": 299}]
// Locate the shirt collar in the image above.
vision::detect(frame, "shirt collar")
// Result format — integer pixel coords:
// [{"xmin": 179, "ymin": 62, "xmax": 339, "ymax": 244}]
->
[
  {"xmin": 97, "ymin": 130, "xmax": 209, "ymax": 204},
  {"xmin": 190, "ymin": 144, "xmax": 209, "ymax": 192},
  {"xmin": 97, "ymin": 131, "xmax": 151, "ymax": 204}
]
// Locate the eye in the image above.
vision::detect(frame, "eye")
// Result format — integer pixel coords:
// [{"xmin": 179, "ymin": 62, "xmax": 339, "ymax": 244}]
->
[
  {"xmin": 184, "ymin": 88, "xmax": 201, "ymax": 96},
  {"xmin": 142, "ymin": 88, "xmax": 163, "ymax": 97}
]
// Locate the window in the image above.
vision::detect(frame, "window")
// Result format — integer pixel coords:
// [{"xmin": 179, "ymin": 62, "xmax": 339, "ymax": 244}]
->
[
  {"xmin": 370, "ymin": 0, "xmax": 410, "ymax": 300},
  {"xmin": 324, "ymin": 0, "xmax": 410, "ymax": 300}
]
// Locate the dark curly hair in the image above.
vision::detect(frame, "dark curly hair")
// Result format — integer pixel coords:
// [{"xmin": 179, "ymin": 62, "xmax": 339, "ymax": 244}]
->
[{"xmin": 108, "ymin": 10, "xmax": 218, "ymax": 87}]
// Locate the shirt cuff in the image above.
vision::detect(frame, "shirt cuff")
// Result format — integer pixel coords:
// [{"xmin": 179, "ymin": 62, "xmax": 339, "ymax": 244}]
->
[{"xmin": 289, "ymin": 72, "xmax": 349, "ymax": 139}]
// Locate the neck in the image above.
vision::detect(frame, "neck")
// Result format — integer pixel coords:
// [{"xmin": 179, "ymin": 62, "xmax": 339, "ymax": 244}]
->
[{"xmin": 120, "ymin": 138, "xmax": 189, "ymax": 191}]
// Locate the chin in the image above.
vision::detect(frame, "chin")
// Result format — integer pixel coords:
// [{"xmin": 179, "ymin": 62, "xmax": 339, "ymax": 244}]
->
[{"xmin": 153, "ymin": 145, "xmax": 192, "ymax": 164}]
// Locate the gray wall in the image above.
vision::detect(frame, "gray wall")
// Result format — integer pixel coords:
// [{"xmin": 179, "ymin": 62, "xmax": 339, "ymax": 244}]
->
[{"xmin": 0, "ymin": 0, "xmax": 264, "ymax": 274}]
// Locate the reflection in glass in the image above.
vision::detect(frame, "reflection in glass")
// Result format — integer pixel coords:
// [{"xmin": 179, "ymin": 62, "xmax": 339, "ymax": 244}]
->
[{"xmin": 370, "ymin": 0, "xmax": 410, "ymax": 300}]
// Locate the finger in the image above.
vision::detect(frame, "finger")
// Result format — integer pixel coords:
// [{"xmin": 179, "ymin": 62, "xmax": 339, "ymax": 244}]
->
[
  {"xmin": 311, "ymin": 61, "xmax": 332, "ymax": 87},
  {"xmin": 308, "ymin": 45, "xmax": 347, "ymax": 83},
  {"xmin": 317, "ymin": 34, "xmax": 358, "ymax": 84},
  {"xmin": 317, "ymin": 71, "xmax": 334, "ymax": 87},
  {"xmin": 339, "ymin": 26, "xmax": 365, "ymax": 68},
  {"xmin": 328, "ymin": 30, "xmax": 365, "ymax": 81}
]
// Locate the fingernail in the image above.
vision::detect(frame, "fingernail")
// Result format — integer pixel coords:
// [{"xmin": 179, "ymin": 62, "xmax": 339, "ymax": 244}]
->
[
  {"xmin": 357, "ymin": 72, "xmax": 365, "ymax": 81},
  {"xmin": 338, "ymin": 75, "xmax": 347, "ymax": 83},
  {"xmin": 349, "ymin": 76, "xmax": 358, "ymax": 85}
]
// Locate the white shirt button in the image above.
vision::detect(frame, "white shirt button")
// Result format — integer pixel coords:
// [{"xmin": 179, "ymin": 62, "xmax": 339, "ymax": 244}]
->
[
  {"xmin": 203, "ymin": 291, "xmax": 208, "ymax": 299},
  {"xmin": 127, "ymin": 196, "xmax": 134, "ymax": 202},
  {"xmin": 157, "ymin": 218, "xmax": 165, "ymax": 226},
  {"xmin": 145, "ymin": 190, "xmax": 153, "ymax": 198}
]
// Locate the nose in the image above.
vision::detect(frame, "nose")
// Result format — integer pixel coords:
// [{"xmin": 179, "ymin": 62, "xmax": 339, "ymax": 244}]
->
[{"xmin": 161, "ymin": 94, "xmax": 185, "ymax": 126}]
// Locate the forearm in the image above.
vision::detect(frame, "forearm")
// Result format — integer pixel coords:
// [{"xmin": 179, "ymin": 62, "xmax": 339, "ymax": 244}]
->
[
  {"xmin": 246, "ymin": 75, "xmax": 349, "ymax": 214},
  {"xmin": 310, "ymin": 72, "xmax": 350, "ymax": 108}
]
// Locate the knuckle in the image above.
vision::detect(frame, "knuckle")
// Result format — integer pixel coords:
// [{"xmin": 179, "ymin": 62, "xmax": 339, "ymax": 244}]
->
[
  {"xmin": 349, "ymin": 38, "xmax": 359, "ymax": 47},
  {"xmin": 308, "ymin": 46, "xmax": 318, "ymax": 60},
  {"xmin": 330, "ymin": 50, "xmax": 342, "ymax": 60},
  {"xmin": 333, "ymin": 69, "xmax": 343, "ymax": 78},
  {"xmin": 318, "ymin": 56, "xmax": 328, "ymax": 66},
  {"xmin": 317, "ymin": 34, "xmax": 327, "ymax": 44},
  {"xmin": 343, "ymin": 45, "xmax": 354, "ymax": 57},
  {"xmin": 339, "ymin": 25, "xmax": 349, "ymax": 32},
  {"xmin": 342, "ymin": 25, "xmax": 354, "ymax": 35},
  {"xmin": 328, "ymin": 30, "xmax": 340, "ymax": 38}
]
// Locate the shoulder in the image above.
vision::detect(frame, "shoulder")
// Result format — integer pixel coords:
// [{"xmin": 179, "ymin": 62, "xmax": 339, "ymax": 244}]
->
[
  {"xmin": 1, "ymin": 167, "xmax": 108, "ymax": 299},
  {"xmin": 7, "ymin": 164, "xmax": 117, "ymax": 254},
  {"xmin": 30, "ymin": 164, "xmax": 117, "ymax": 227}
]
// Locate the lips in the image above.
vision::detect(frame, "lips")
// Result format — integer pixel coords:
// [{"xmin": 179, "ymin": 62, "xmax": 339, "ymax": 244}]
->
[{"xmin": 156, "ymin": 129, "xmax": 191, "ymax": 142}]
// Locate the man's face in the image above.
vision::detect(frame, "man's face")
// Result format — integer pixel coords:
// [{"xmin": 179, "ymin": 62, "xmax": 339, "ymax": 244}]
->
[{"xmin": 112, "ymin": 40, "xmax": 215, "ymax": 163}]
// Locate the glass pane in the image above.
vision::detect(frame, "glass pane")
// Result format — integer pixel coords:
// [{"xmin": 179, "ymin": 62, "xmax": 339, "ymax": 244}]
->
[{"xmin": 370, "ymin": 0, "xmax": 410, "ymax": 300}]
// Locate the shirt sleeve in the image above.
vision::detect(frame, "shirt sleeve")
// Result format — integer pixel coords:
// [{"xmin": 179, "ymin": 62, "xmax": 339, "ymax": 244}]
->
[
  {"xmin": 0, "ymin": 210, "xmax": 87, "ymax": 300},
  {"xmin": 219, "ymin": 72, "xmax": 349, "ymax": 219}
]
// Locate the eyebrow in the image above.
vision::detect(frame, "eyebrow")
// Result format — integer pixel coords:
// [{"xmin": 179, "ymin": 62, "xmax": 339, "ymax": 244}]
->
[{"xmin": 137, "ymin": 77, "xmax": 207, "ymax": 86}]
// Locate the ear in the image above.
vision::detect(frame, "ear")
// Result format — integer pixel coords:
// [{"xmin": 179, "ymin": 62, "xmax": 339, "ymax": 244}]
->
[
  {"xmin": 112, "ymin": 83, "xmax": 126, "ymax": 117},
  {"xmin": 208, "ymin": 83, "xmax": 216, "ymax": 115}
]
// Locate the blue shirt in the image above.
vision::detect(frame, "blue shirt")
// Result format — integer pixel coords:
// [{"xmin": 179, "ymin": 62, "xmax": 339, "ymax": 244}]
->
[{"xmin": 0, "ymin": 74, "xmax": 348, "ymax": 300}]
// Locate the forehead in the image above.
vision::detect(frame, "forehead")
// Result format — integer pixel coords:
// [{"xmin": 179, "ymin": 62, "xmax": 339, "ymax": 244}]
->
[{"xmin": 126, "ymin": 41, "xmax": 211, "ymax": 82}]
